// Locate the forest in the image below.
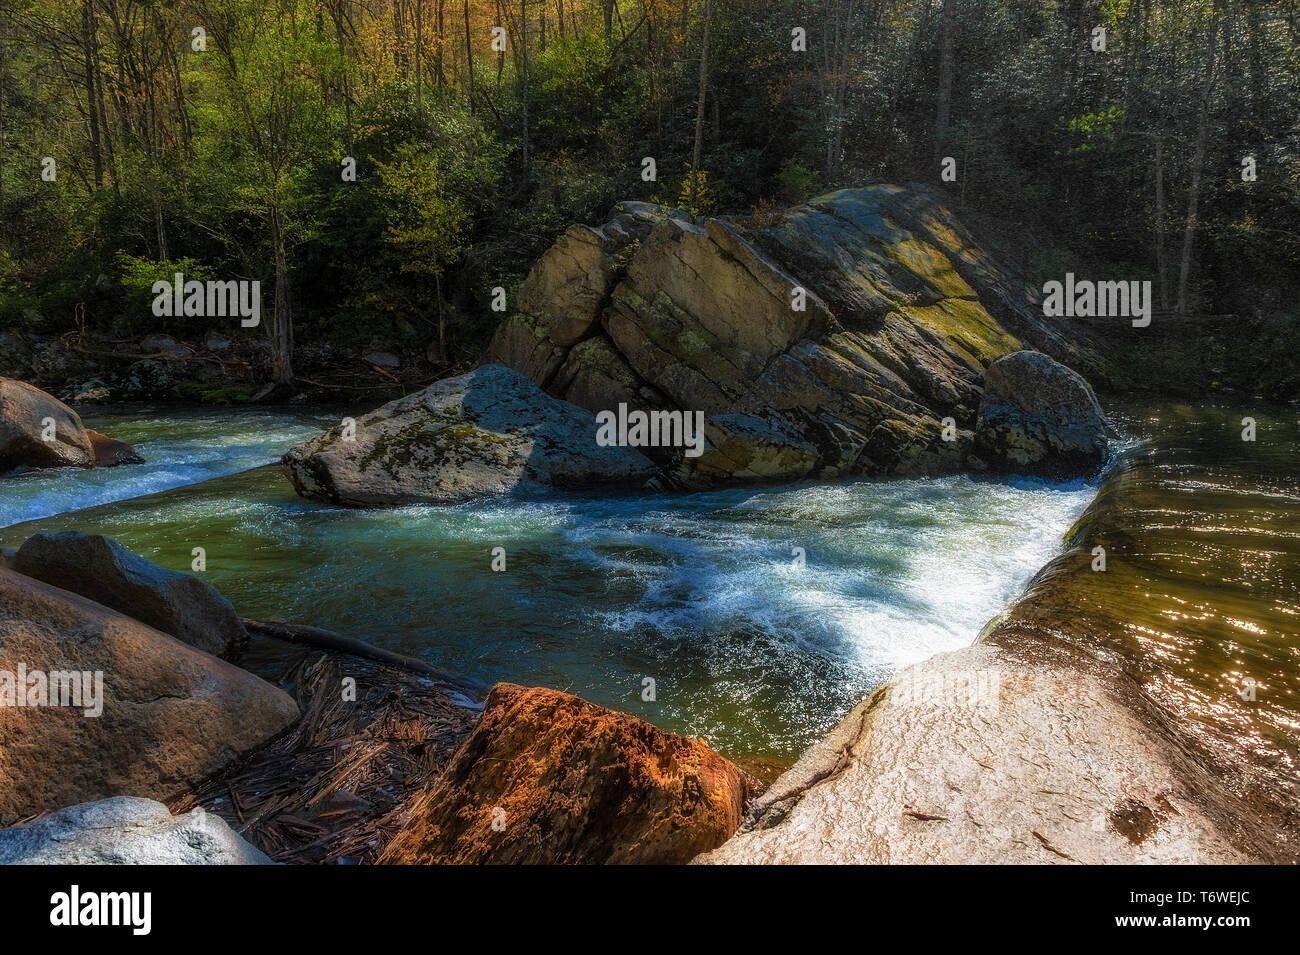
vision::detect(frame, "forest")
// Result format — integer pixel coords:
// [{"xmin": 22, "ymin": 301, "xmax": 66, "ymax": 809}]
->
[{"xmin": 1, "ymin": 0, "xmax": 1297, "ymax": 386}]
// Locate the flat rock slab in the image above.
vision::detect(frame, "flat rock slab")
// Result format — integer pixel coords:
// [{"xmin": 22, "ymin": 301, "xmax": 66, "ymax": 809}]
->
[
  {"xmin": 0, "ymin": 796, "xmax": 272, "ymax": 864},
  {"xmin": 698, "ymin": 643, "xmax": 1254, "ymax": 864}
]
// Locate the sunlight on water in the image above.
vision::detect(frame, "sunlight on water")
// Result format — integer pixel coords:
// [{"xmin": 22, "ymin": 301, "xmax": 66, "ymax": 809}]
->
[{"xmin": 2, "ymin": 414, "xmax": 1096, "ymax": 766}]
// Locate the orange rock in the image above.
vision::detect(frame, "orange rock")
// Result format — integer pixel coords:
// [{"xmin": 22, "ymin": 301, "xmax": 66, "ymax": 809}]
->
[
  {"xmin": 379, "ymin": 683, "xmax": 748, "ymax": 864},
  {"xmin": 85, "ymin": 429, "xmax": 144, "ymax": 467}
]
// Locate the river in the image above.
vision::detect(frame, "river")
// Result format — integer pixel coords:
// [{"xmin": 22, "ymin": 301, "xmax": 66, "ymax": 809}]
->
[{"xmin": 0, "ymin": 406, "xmax": 1098, "ymax": 768}]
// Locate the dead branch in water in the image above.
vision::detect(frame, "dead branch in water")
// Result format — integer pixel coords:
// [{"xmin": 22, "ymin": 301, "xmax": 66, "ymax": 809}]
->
[{"xmin": 242, "ymin": 617, "xmax": 480, "ymax": 697}]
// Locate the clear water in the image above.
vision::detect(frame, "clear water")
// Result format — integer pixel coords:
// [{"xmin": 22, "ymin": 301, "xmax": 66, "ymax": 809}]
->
[{"xmin": 1, "ymin": 409, "xmax": 1095, "ymax": 768}]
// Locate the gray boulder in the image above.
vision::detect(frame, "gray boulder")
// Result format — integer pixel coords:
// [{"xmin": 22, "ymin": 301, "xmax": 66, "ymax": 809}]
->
[
  {"xmin": 0, "ymin": 797, "xmax": 272, "ymax": 864},
  {"xmin": 975, "ymin": 350, "xmax": 1114, "ymax": 476},
  {"xmin": 363, "ymin": 351, "xmax": 401, "ymax": 371},
  {"xmin": 281, "ymin": 364, "xmax": 656, "ymax": 506},
  {"xmin": 139, "ymin": 333, "xmax": 194, "ymax": 359},
  {"xmin": 12, "ymin": 531, "xmax": 248, "ymax": 658}
]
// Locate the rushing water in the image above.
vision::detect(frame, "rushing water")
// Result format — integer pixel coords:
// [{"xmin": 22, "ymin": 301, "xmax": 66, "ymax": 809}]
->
[
  {"xmin": 0, "ymin": 409, "xmax": 332, "ymax": 527},
  {"xmin": 0, "ymin": 408, "xmax": 1096, "ymax": 768}
]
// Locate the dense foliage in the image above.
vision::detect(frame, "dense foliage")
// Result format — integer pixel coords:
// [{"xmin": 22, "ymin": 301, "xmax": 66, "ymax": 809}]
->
[{"xmin": 1, "ymin": 0, "xmax": 1296, "ymax": 381}]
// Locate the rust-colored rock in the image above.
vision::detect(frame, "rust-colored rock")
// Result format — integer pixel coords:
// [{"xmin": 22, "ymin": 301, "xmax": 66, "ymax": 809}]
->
[
  {"xmin": 86, "ymin": 429, "xmax": 145, "ymax": 466},
  {"xmin": 0, "ymin": 567, "xmax": 299, "ymax": 824},
  {"xmin": 379, "ymin": 683, "xmax": 748, "ymax": 864}
]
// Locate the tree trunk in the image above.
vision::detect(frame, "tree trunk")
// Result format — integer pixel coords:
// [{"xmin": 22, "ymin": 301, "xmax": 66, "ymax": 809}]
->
[
  {"xmin": 415, "ymin": 0, "xmax": 424, "ymax": 116},
  {"xmin": 1176, "ymin": 5, "xmax": 1222, "ymax": 315},
  {"xmin": 690, "ymin": 0, "xmax": 711, "ymax": 205},
  {"xmin": 270, "ymin": 201, "xmax": 294, "ymax": 384},
  {"xmin": 0, "ymin": 18, "xmax": 6, "ymax": 202},
  {"xmin": 934, "ymin": 0, "xmax": 956, "ymax": 164},
  {"xmin": 464, "ymin": 0, "xmax": 474, "ymax": 107},
  {"xmin": 1153, "ymin": 135, "xmax": 1167, "ymax": 310},
  {"xmin": 82, "ymin": 0, "xmax": 104, "ymax": 187},
  {"xmin": 520, "ymin": 0, "xmax": 529, "ymax": 169},
  {"xmin": 436, "ymin": 0, "xmax": 446, "ymax": 86},
  {"xmin": 436, "ymin": 273, "xmax": 447, "ymax": 364}
]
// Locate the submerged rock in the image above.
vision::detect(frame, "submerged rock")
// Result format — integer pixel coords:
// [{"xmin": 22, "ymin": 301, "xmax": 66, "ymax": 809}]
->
[
  {"xmin": 0, "ymin": 377, "xmax": 95, "ymax": 471},
  {"xmin": 482, "ymin": 185, "xmax": 1106, "ymax": 486},
  {"xmin": 379, "ymin": 683, "xmax": 749, "ymax": 864},
  {"xmin": 281, "ymin": 364, "xmax": 655, "ymax": 506},
  {"xmin": 975, "ymin": 350, "xmax": 1113, "ymax": 476},
  {"xmin": 86, "ymin": 429, "xmax": 145, "ymax": 466},
  {"xmin": 0, "ymin": 797, "xmax": 272, "ymax": 865},
  {"xmin": 13, "ymin": 531, "xmax": 246, "ymax": 659},
  {"xmin": 0, "ymin": 568, "xmax": 299, "ymax": 825}
]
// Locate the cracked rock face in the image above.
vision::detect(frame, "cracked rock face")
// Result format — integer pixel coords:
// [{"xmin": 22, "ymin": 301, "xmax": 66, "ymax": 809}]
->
[
  {"xmin": 483, "ymin": 185, "xmax": 1104, "ymax": 487},
  {"xmin": 281, "ymin": 364, "xmax": 655, "ymax": 506},
  {"xmin": 0, "ymin": 796, "xmax": 272, "ymax": 865},
  {"xmin": 0, "ymin": 567, "xmax": 299, "ymax": 825}
]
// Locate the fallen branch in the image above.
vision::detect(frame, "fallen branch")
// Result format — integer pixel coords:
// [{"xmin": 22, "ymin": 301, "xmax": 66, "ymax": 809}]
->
[{"xmin": 242, "ymin": 617, "xmax": 481, "ymax": 699}]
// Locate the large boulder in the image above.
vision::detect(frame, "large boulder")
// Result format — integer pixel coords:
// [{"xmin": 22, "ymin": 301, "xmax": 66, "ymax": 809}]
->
[
  {"xmin": 481, "ymin": 201, "xmax": 681, "ymax": 385},
  {"xmin": 975, "ymin": 350, "xmax": 1114, "ymax": 476},
  {"xmin": 13, "ymin": 532, "xmax": 247, "ymax": 659},
  {"xmin": 0, "ymin": 567, "xmax": 299, "ymax": 824},
  {"xmin": 698, "ymin": 644, "xmax": 1255, "ymax": 865},
  {"xmin": 481, "ymin": 185, "xmax": 1108, "ymax": 486},
  {"xmin": 0, "ymin": 377, "xmax": 95, "ymax": 471},
  {"xmin": 378, "ymin": 683, "xmax": 749, "ymax": 864},
  {"xmin": 0, "ymin": 797, "xmax": 272, "ymax": 864},
  {"xmin": 281, "ymin": 365, "xmax": 655, "ymax": 506}
]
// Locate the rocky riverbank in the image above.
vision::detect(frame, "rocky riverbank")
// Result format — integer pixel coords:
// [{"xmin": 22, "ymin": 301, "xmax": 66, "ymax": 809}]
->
[{"xmin": 0, "ymin": 530, "xmax": 753, "ymax": 863}]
